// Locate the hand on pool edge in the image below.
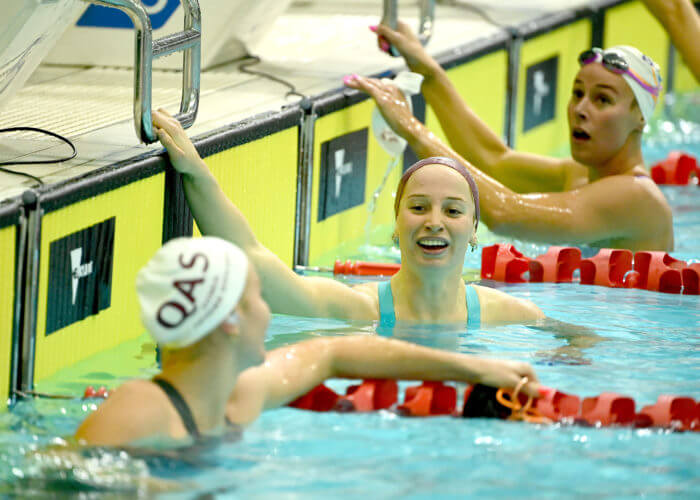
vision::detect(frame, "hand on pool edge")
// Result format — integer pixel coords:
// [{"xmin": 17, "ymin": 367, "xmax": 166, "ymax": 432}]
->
[
  {"xmin": 370, "ymin": 21, "xmax": 441, "ymax": 78},
  {"xmin": 343, "ymin": 74, "xmax": 423, "ymax": 142},
  {"xmin": 153, "ymin": 109, "xmax": 208, "ymax": 179}
]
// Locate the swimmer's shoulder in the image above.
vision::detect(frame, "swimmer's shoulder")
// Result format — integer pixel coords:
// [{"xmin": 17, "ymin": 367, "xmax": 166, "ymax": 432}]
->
[
  {"xmin": 562, "ymin": 159, "xmax": 589, "ymax": 190},
  {"xmin": 350, "ymin": 281, "xmax": 381, "ymax": 318},
  {"xmin": 587, "ymin": 167, "xmax": 671, "ymax": 214},
  {"xmin": 471, "ymin": 284, "xmax": 544, "ymax": 324},
  {"xmin": 585, "ymin": 172, "xmax": 674, "ymax": 250},
  {"xmin": 75, "ymin": 379, "xmax": 187, "ymax": 446},
  {"xmin": 598, "ymin": 169, "xmax": 673, "ymax": 244}
]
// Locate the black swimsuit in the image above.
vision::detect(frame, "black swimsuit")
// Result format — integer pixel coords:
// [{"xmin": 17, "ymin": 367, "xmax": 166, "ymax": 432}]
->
[
  {"xmin": 152, "ymin": 377, "xmax": 202, "ymax": 439},
  {"xmin": 151, "ymin": 377, "xmax": 241, "ymax": 443}
]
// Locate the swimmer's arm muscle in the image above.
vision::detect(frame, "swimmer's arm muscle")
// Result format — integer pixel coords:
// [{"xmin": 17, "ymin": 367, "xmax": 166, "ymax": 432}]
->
[
  {"xmin": 182, "ymin": 173, "xmax": 375, "ymax": 318},
  {"xmin": 486, "ymin": 176, "xmax": 669, "ymax": 249},
  {"xmin": 421, "ymin": 70, "xmax": 582, "ymax": 192}
]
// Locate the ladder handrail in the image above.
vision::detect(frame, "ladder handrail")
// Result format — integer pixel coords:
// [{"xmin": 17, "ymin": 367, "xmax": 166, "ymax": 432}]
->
[
  {"xmin": 381, "ymin": 0, "xmax": 435, "ymax": 56},
  {"xmin": 83, "ymin": 0, "xmax": 201, "ymax": 143}
]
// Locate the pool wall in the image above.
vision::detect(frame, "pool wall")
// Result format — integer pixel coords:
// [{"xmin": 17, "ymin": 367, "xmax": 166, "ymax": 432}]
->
[
  {"xmin": 0, "ymin": 200, "xmax": 23, "ymax": 408},
  {"xmin": 0, "ymin": 0, "xmax": 695, "ymax": 407}
]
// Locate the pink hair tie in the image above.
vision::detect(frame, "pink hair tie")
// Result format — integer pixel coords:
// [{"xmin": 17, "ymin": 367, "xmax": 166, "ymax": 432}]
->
[{"xmin": 394, "ymin": 157, "xmax": 480, "ymax": 230}]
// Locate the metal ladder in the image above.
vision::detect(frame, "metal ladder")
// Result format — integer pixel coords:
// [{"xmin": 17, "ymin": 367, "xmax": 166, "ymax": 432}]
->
[
  {"xmin": 85, "ymin": 0, "xmax": 201, "ymax": 143},
  {"xmin": 381, "ymin": 0, "xmax": 435, "ymax": 57}
]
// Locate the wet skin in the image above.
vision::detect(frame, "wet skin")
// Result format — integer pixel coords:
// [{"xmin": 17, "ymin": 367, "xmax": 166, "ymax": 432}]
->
[{"xmin": 567, "ymin": 63, "xmax": 646, "ymax": 178}]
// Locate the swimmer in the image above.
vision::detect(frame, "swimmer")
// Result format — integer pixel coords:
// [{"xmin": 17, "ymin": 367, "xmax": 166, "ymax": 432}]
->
[
  {"xmin": 153, "ymin": 109, "xmax": 544, "ymax": 326},
  {"xmin": 352, "ymin": 22, "xmax": 673, "ymax": 251},
  {"xmin": 641, "ymin": 0, "xmax": 700, "ymax": 82},
  {"xmin": 75, "ymin": 237, "xmax": 544, "ymax": 447}
]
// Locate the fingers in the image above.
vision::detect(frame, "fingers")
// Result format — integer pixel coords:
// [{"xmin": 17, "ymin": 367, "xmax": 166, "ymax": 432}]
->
[
  {"xmin": 154, "ymin": 127, "xmax": 181, "ymax": 158},
  {"xmin": 153, "ymin": 108, "xmax": 185, "ymax": 137},
  {"xmin": 519, "ymin": 361, "xmax": 539, "ymax": 383},
  {"xmin": 490, "ymin": 361, "xmax": 542, "ymax": 399},
  {"xmin": 357, "ymin": 75, "xmax": 393, "ymax": 97},
  {"xmin": 152, "ymin": 109, "xmax": 168, "ymax": 129},
  {"xmin": 343, "ymin": 75, "xmax": 388, "ymax": 101},
  {"xmin": 521, "ymin": 380, "xmax": 542, "ymax": 399},
  {"xmin": 396, "ymin": 20, "xmax": 414, "ymax": 38},
  {"xmin": 513, "ymin": 363, "xmax": 549, "ymax": 399},
  {"xmin": 375, "ymin": 24, "xmax": 402, "ymax": 51}
]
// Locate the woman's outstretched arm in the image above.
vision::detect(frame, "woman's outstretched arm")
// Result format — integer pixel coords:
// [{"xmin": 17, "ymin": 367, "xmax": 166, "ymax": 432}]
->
[
  {"xmin": 227, "ymin": 335, "xmax": 544, "ymax": 425},
  {"xmin": 153, "ymin": 110, "xmax": 377, "ymax": 320}
]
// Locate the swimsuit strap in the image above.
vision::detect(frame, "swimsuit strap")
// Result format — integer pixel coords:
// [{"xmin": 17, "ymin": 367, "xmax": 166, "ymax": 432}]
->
[
  {"xmin": 377, "ymin": 281, "xmax": 396, "ymax": 328},
  {"xmin": 378, "ymin": 281, "xmax": 481, "ymax": 328},
  {"xmin": 465, "ymin": 284, "xmax": 481, "ymax": 328},
  {"xmin": 152, "ymin": 377, "xmax": 201, "ymax": 439}
]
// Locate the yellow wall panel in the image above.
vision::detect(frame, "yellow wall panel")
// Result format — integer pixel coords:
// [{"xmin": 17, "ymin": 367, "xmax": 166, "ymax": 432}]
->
[
  {"xmin": 516, "ymin": 19, "xmax": 592, "ymax": 155},
  {"xmin": 309, "ymin": 100, "xmax": 400, "ymax": 264},
  {"xmin": 34, "ymin": 174, "xmax": 165, "ymax": 382},
  {"xmin": 0, "ymin": 225, "xmax": 16, "ymax": 406},
  {"xmin": 673, "ymin": 48, "xmax": 700, "ymax": 94},
  {"xmin": 193, "ymin": 127, "xmax": 299, "ymax": 267},
  {"xmin": 604, "ymin": 0, "xmax": 669, "ymax": 109},
  {"xmin": 426, "ymin": 50, "xmax": 508, "ymax": 148}
]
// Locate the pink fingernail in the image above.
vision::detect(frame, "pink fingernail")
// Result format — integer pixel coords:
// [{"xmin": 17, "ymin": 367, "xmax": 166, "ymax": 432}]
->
[
  {"xmin": 343, "ymin": 75, "xmax": 352, "ymax": 85},
  {"xmin": 351, "ymin": 73, "xmax": 359, "ymax": 80},
  {"xmin": 369, "ymin": 25, "xmax": 377, "ymax": 32}
]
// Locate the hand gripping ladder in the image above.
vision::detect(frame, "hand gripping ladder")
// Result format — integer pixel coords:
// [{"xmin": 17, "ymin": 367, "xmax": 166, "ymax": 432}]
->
[
  {"xmin": 85, "ymin": 0, "xmax": 201, "ymax": 143},
  {"xmin": 381, "ymin": 0, "xmax": 435, "ymax": 57}
]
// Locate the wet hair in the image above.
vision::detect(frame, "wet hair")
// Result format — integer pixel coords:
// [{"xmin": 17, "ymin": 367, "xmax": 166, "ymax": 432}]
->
[{"xmin": 394, "ymin": 156, "xmax": 480, "ymax": 230}]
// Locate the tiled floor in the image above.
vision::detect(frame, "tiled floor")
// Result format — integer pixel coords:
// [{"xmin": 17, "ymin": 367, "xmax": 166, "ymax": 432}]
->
[{"xmin": 0, "ymin": 0, "xmax": 589, "ymax": 202}]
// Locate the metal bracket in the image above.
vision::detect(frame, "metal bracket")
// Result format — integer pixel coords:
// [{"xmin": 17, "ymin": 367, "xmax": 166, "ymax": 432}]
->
[
  {"xmin": 84, "ymin": 0, "xmax": 201, "ymax": 143},
  {"xmin": 504, "ymin": 34, "xmax": 522, "ymax": 149},
  {"xmin": 18, "ymin": 190, "xmax": 41, "ymax": 394},
  {"xmin": 381, "ymin": 0, "xmax": 435, "ymax": 57},
  {"xmin": 8, "ymin": 205, "xmax": 28, "ymax": 407},
  {"xmin": 293, "ymin": 105, "xmax": 317, "ymax": 267}
]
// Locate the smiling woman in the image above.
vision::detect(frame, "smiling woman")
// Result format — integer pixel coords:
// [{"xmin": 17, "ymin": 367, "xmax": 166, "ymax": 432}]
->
[
  {"xmin": 349, "ymin": 22, "xmax": 673, "ymax": 251},
  {"xmin": 152, "ymin": 109, "xmax": 543, "ymax": 327}
]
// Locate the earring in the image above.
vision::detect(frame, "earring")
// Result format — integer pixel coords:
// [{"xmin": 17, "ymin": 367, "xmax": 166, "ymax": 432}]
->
[{"xmin": 225, "ymin": 312, "xmax": 239, "ymax": 326}]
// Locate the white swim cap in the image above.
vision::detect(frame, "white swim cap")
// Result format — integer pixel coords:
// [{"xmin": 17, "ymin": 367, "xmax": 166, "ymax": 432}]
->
[
  {"xmin": 605, "ymin": 46, "xmax": 662, "ymax": 125},
  {"xmin": 136, "ymin": 237, "xmax": 249, "ymax": 348}
]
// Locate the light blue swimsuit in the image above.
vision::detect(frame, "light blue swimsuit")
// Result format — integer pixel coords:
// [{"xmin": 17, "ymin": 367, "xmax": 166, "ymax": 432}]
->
[{"xmin": 377, "ymin": 281, "xmax": 481, "ymax": 328}]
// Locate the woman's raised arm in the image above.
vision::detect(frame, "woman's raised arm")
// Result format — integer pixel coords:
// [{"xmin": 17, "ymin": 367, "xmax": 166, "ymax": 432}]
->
[
  {"xmin": 372, "ymin": 22, "xmax": 584, "ymax": 193},
  {"xmin": 153, "ymin": 110, "xmax": 377, "ymax": 320}
]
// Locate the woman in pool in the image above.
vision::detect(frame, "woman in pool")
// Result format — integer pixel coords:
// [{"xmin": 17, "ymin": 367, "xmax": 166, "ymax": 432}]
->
[
  {"xmin": 75, "ymin": 237, "xmax": 543, "ymax": 446},
  {"xmin": 153, "ymin": 109, "xmax": 543, "ymax": 327},
  {"xmin": 351, "ymin": 23, "xmax": 673, "ymax": 251}
]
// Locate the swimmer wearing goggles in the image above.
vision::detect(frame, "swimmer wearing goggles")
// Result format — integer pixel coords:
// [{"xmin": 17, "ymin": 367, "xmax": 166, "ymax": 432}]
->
[
  {"xmin": 578, "ymin": 47, "xmax": 661, "ymax": 100},
  {"xmin": 356, "ymin": 22, "xmax": 672, "ymax": 251}
]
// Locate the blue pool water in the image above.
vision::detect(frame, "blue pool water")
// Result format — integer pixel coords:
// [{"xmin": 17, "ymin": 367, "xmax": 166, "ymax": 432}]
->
[{"xmin": 0, "ymin": 99, "xmax": 698, "ymax": 498}]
